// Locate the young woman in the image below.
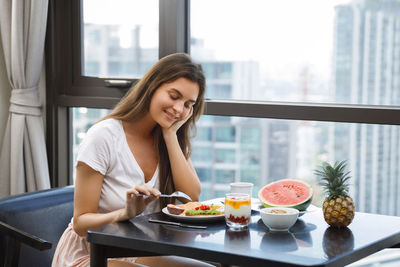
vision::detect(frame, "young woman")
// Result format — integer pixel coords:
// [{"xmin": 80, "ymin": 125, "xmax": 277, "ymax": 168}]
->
[{"xmin": 52, "ymin": 53, "xmax": 213, "ymax": 267}]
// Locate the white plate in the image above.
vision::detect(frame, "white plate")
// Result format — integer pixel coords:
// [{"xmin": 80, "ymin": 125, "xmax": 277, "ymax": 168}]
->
[
  {"xmin": 162, "ymin": 207, "xmax": 225, "ymax": 222},
  {"xmin": 162, "ymin": 199, "xmax": 225, "ymax": 222}
]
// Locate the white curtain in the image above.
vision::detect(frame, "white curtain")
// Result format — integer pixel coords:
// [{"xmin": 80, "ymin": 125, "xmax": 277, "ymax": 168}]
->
[{"xmin": 0, "ymin": 0, "xmax": 50, "ymax": 196}]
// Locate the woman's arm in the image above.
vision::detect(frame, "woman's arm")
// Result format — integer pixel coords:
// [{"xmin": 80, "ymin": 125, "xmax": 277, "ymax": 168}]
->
[
  {"xmin": 162, "ymin": 110, "xmax": 201, "ymax": 201},
  {"xmin": 73, "ymin": 162, "xmax": 160, "ymax": 236},
  {"xmin": 163, "ymin": 132, "xmax": 201, "ymax": 201}
]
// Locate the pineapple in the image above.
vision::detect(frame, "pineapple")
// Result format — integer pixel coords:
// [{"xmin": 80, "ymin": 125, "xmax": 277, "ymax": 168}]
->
[{"xmin": 315, "ymin": 160, "xmax": 355, "ymax": 228}]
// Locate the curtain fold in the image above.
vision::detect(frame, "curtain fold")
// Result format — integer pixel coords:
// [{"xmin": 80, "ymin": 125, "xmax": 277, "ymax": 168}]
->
[{"xmin": 0, "ymin": 0, "xmax": 50, "ymax": 196}]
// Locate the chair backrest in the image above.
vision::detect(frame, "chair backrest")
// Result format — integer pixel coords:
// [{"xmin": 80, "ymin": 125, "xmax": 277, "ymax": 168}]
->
[{"xmin": 0, "ymin": 186, "xmax": 74, "ymax": 267}]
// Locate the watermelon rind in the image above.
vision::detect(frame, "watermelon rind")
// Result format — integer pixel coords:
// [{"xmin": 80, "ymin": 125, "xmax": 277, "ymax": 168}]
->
[{"xmin": 258, "ymin": 179, "xmax": 313, "ymax": 211}]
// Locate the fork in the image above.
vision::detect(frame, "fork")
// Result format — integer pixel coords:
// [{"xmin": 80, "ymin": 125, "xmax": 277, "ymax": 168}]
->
[{"xmin": 138, "ymin": 191, "xmax": 192, "ymax": 202}]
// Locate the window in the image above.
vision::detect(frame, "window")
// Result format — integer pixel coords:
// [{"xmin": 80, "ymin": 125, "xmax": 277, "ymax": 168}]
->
[
  {"xmin": 195, "ymin": 127, "xmax": 212, "ymax": 141},
  {"xmin": 241, "ymin": 127, "xmax": 260, "ymax": 146},
  {"xmin": 215, "ymin": 170, "xmax": 235, "ymax": 184},
  {"xmin": 82, "ymin": 0, "xmax": 158, "ymax": 79},
  {"xmin": 191, "ymin": 0, "xmax": 400, "ymax": 106},
  {"xmin": 195, "ymin": 168, "xmax": 212, "ymax": 183},
  {"xmin": 47, "ymin": 0, "xmax": 400, "ymax": 219},
  {"xmin": 72, "ymin": 110, "xmax": 400, "ymax": 215},
  {"xmin": 216, "ymin": 126, "xmax": 236, "ymax": 142},
  {"xmin": 216, "ymin": 149, "xmax": 236, "ymax": 164},
  {"xmin": 191, "ymin": 147, "xmax": 213, "ymax": 163}
]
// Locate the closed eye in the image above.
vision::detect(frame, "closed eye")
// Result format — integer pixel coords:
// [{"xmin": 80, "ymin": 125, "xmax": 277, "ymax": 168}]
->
[
  {"xmin": 168, "ymin": 88, "xmax": 196, "ymax": 107},
  {"xmin": 169, "ymin": 93, "xmax": 179, "ymax": 100}
]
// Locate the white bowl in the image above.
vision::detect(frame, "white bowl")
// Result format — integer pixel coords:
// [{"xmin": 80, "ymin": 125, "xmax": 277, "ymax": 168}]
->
[{"xmin": 260, "ymin": 207, "xmax": 299, "ymax": 231}]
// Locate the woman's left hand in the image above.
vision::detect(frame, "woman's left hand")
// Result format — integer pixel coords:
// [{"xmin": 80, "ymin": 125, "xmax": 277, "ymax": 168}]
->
[{"xmin": 162, "ymin": 107, "xmax": 193, "ymax": 136}]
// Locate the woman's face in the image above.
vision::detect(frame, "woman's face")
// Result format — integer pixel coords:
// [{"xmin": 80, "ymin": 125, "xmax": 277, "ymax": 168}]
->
[{"xmin": 149, "ymin": 77, "xmax": 200, "ymax": 128}]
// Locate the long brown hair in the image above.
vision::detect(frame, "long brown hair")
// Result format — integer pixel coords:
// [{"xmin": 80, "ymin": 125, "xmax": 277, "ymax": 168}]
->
[{"xmin": 102, "ymin": 53, "xmax": 206, "ymax": 205}]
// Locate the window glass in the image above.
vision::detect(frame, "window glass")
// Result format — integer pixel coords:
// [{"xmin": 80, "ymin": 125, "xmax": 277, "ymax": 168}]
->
[
  {"xmin": 216, "ymin": 149, "xmax": 236, "ymax": 164},
  {"xmin": 240, "ymin": 168, "xmax": 260, "ymax": 185},
  {"xmin": 191, "ymin": 0, "xmax": 400, "ymax": 106},
  {"xmin": 196, "ymin": 115, "xmax": 400, "ymax": 217},
  {"xmin": 215, "ymin": 169, "xmax": 235, "ymax": 184},
  {"xmin": 72, "ymin": 109, "xmax": 400, "ymax": 216},
  {"xmin": 216, "ymin": 126, "xmax": 236, "ymax": 142},
  {"xmin": 191, "ymin": 147, "xmax": 213, "ymax": 162},
  {"xmin": 72, "ymin": 107, "xmax": 110, "ymax": 180},
  {"xmin": 196, "ymin": 168, "xmax": 212, "ymax": 183},
  {"xmin": 196, "ymin": 127, "xmax": 212, "ymax": 142},
  {"xmin": 240, "ymin": 149, "xmax": 260, "ymax": 166},
  {"xmin": 241, "ymin": 127, "xmax": 260, "ymax": 146},
  {"xmin": 82, "ymin": 0, "xmax": 158, "ymax": 78}
]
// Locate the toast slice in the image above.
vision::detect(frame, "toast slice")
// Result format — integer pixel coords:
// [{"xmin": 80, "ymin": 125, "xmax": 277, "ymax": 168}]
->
[{"xmin": 166, "ymin": 204, "xmax": 185, "ymax": 215}]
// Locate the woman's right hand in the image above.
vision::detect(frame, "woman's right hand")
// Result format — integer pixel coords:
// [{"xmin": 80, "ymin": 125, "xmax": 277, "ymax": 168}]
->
[{"xmin": 124, "ymin": 185, "xmax": 161, "ymax": 219}]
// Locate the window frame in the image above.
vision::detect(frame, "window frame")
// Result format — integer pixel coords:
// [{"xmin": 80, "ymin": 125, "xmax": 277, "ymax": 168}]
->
[{"xmin": 45, "ymin": 0, "xmax": 400, "ymax": 187}]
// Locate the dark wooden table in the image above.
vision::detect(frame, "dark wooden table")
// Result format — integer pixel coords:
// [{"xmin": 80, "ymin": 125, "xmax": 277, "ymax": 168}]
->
[{"xmin": 87, "ymin": 210, "xmax": 400, "ymax": 267}]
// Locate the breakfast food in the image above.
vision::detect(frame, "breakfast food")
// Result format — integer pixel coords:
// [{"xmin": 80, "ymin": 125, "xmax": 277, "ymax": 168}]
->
[
  {"xmin": 265, "ymin": 208, "xmax": 297, "ymax": 214},
  {"xmin": 167, "ymin": 202, "xmax": 223, "ymax": 216},
  {"xmin": 167, "ymin": 202, "xmax": 201, "ymax": 215},
  {"xmin": 225, "ymin": 195, "xmax": 251, "ymax": 226},
  {"xmin": 185, "ymin": 204, "xmax": 223, "ymax": 216},
  {"xmin": 315, "ymin": 160, "xmax": 355, "ymax": 227},
  {"xmin": 269, "ymin": 209, "xmax": 288, "ymax": 214},
  {"xmin": 166, "ymin": 204, "xmax": 185, "ymax": 215},
  {"xmin": 258, "ymin": 179, "xmax": 313, "ymax": 211}
]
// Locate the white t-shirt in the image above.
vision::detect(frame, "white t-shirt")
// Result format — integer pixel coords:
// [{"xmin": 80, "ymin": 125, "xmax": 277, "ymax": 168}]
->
[{"xmin": 76, "ymin": 118, "xmax": 160, "ymax": 215}]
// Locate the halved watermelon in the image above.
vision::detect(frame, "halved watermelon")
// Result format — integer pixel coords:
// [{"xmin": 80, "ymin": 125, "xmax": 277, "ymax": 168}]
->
[{"xmin": 258, "ymin": 179, "xmax": 313, "ymax": 211}]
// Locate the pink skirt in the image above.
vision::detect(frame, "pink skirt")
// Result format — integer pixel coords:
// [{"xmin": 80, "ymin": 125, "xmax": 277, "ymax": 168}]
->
[{"xmin": 51, "ymin": 222, "xmax": 137, "ymax": 267}]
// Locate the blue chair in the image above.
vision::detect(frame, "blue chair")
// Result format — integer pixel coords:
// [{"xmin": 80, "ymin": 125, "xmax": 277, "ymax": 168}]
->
[{"xmin": 0, "ymin": 186, "xmax": 74, "ymax": 267}]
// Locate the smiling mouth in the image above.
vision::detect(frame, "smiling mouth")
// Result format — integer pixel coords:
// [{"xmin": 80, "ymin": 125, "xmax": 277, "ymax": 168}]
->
[{"xmin": 164, "ymin": 111, "xmax": 179, "ymax": 120}]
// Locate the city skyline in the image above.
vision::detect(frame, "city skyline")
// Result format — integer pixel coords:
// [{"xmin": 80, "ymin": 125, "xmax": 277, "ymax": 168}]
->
[{"xmin": 333, "ymin": 0, "xmax": 400, "ymax": 215}]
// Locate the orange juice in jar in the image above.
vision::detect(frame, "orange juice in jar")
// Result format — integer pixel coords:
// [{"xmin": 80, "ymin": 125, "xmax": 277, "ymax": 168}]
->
[{"xmin": 224, "ymin": 193, "xmax": 251, "ymax": 231}]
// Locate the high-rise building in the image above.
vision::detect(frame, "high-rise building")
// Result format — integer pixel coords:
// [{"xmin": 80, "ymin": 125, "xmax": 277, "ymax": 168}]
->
[
  {"xmin": 333, "ymin": 0, "xmax": 400, "ymax": 215},
  {"xmin": 84, "ymin": 24, "xmax": 157, "ymax": 78},
  {"xmin": 191, "ymin": 41, "xmax": 296, "ymax": 200}
]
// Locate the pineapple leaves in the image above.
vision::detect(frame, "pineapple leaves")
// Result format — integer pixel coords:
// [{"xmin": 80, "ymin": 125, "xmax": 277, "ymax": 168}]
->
[{"xmin": 315, "ymin": 160, "xmax": 351, "ymax": 199}]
